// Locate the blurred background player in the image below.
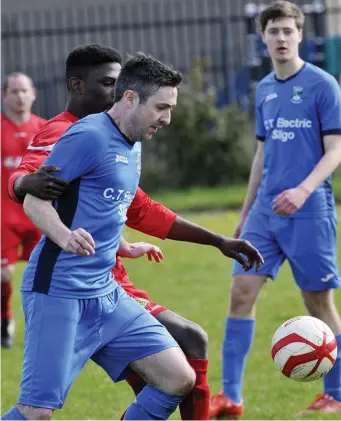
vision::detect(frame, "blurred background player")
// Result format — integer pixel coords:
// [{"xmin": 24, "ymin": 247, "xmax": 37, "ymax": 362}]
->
[
  {"xmin": 1, "ymin": 72, "xmax": 46, "ymax": 348},
  {"xmin": 209, "ymin": 1, "xmax": 341, "ymax": 417}
]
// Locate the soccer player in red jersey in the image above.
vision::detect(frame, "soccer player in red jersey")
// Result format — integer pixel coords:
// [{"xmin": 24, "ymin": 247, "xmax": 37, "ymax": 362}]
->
[
  {"xmin": 1, "ymin": 72, "xmax": 47, "ymax": 348},
  {"xmin": 9, "ymin": 45, "xmax": 263, "ymax": 420}
]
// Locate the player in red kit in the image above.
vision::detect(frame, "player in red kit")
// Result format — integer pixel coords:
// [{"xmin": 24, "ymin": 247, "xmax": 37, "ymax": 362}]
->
[
  {"xmin": 9, "ymin": 45, "xmax": 263, "ymax": 420},
  {"xmin": 1, "ymin": 73, "xmax": 46, "ymax": 348}
]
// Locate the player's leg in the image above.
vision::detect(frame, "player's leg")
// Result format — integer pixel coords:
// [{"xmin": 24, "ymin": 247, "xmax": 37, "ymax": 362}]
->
[
  {"xmin": 121, "ymin": 286, "xmax": 164, "ymax": 396},
  {"xmin": 92, "ymin": 287, "xmax": 196, "ymax": 420},
  {"xmin": 121, "ymin": 286, "xmax": 209, "ymax": 420},
  {"xmin": 210, "ymin": 211, "xmax": 285, "ymax": 419},
  {"xmin": 156, "ymin": 309, "xmax": 209, "ymax": 420},
  {"xmin": 125, "ymin": 347, "xmax": 196, "ymax": 420},
  {"xmin": 1, "ymin": 292, "xmax": 90, "ymax": 420},
  {"xmin": 1, "ymin": 221, "xmax": 20, "ymax": 349},
  {"xmin": 283, "ymin": 216, "xmax": 341, "ymax": 412}
]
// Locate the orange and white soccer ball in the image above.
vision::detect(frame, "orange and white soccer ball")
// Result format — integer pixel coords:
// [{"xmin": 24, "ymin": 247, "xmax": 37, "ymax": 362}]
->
[{"xmin": 271, "ymin": 316, "xmax": 337, "ymax": 382}]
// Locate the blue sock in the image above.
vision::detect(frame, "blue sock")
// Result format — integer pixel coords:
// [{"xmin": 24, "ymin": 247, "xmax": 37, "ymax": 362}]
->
[
  {"xmin": 222, "ymin": 317, "xmax": 255, "ymax": 404},
  {"xmin": 1, "ymin": 407, "xmax": 27, "ymax": 420},
  {"xmin": 123, "ymin": 385, "xmax": 184, "ymax": 420},
  {"xmin": 324, "ymin": 332, "xmax": 341, "ymax": 402}
]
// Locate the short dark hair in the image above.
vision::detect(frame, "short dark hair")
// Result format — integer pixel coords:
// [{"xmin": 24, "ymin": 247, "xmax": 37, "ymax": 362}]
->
[
  {"xmin": 65, "ymin": 44, "xmax": 122, "ymax": 87},
  {"xmin": 258, "ymin": 1, "xmax": 305, "ymax": 32},
  {"xmin": 3, "ymin": 72, "xmax": 34, "ymax": 92},
  {"xmin": 114, "ymin": 52, "xmax": 183, "ymax": 104}
]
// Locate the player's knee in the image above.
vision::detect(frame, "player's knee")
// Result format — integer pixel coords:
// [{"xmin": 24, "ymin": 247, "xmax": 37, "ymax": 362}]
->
[
  {"xmin": 301, "ymin": 289, "xmax": 333, "ymax": 318},
  {"xmin": 229, "ymin": 276, "xmax": 261, "ymax": 317},
  {"xmin": 179, "ymin": 321, "xmax": 208, "ymax": 359},
  {"xmin": 167, "ymin": 363, "xmax": 196, "ymax": 395},
  {"xmin": 17, "ymin": 404, "xmax": 53, "ymax": 420}
]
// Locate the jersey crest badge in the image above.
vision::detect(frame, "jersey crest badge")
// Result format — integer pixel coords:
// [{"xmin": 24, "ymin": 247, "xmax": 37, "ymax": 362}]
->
[{"xmin": 291, "ymin": 86, "xmax": 303, "ymax": 104}]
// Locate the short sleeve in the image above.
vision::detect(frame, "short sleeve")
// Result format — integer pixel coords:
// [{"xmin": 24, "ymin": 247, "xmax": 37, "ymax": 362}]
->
[
  {"xmin": 126, "ymin": 188, "xmax": 177, "ymax": 239},
  {"xmin": 43, "ymin": 127, "xmax": 105, "ymax": 182},
  {"xmin": 317, "ymin": 76, "xmax": 341, "ymax": 136},
  {"xmin": 255, "ymin": 86, "xmax": 266, "ymax": 141}
]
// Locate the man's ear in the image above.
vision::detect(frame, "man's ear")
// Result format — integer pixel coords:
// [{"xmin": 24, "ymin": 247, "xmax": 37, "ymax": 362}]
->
[
  {"xmin": 123, "ymin": 90, "xmax": 138, "ymax": 108},
  {"xmin": 68, "ymin": 77, "xmax": 84, "ymax": 95}
]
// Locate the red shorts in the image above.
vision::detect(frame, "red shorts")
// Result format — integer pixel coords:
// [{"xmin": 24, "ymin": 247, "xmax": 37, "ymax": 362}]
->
[
  {"xmin": 123, "ymin": 284, "xmax": 167, "ymax": 317},
  {"xmin": 1, "ymin": 218, "xmax": 42, "ymax": 266}
]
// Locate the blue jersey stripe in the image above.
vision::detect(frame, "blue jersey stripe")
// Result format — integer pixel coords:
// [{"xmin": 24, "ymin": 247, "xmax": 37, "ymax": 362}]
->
[{"xmin": 32, "ymin": 178, "xmax": 81, "ymax": 294}]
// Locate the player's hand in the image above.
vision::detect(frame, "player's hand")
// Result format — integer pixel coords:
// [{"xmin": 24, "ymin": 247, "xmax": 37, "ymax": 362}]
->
[
  {"xmin": 272, "ymin": 186, "xmax": 310, "ymax": 216},
  {"xmin": 118, "ymin": 242, "xmax": 164, "ymax": 263},
  {"xmin": 21, "ymin": 165, "xmax": 69, "ymax": 200},
  {"xmin": 218, "ymin": 237, "xmax": 264, "ymax": 271},
  {"xmin": 64, "ymin": 228, "xmax": 96, "ymax": 256}
]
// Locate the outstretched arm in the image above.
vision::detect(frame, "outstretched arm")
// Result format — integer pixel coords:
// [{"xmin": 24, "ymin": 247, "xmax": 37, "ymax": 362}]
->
[
  {"xmin": 126, "ymin": 189, "xmax": 263, "ymax": 270},
  {"xmin": 166, "ymin": 215, "xmax": 263, "ymax": 271}
]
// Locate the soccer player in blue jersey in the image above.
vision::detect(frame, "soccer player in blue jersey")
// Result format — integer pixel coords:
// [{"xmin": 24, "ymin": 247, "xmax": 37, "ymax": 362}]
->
[
  {"xmin": 1, "ymin": 53, "xmax": 193, "ymax": 421},
  {"xmin": 209, "ymin": 1, "xmax": 341, "ymax": 417}
]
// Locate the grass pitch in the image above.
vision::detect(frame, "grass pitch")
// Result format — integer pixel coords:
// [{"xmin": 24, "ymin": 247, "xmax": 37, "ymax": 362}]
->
[{"xmin": 2, "ymin": 209, "xmax": 340, "ymax": 420}]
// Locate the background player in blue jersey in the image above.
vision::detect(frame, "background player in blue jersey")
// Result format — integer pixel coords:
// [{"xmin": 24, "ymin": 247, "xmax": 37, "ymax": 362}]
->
[
  {"xmin": 1, "ymin": 53, "xmax": 194, "ymax": 421},
  {"xmin": 209, "ymin": 1, "xmax": 341, "ymax": 417}
]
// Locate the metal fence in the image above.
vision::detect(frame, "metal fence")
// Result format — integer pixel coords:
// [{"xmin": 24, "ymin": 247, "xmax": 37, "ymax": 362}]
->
[{"xmin": 2, "ymin": 0, "xmax": 341, "ymax": 118}]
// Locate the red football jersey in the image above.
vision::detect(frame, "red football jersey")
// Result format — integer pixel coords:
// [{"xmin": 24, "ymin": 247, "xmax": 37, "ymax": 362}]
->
[
  {"xmin": 2, "ymin": 112, "xmax": 46, "ymax": 221},
  {"xmin": 8, "ymin": 111, "xmax": 177, "ymax": 287}
]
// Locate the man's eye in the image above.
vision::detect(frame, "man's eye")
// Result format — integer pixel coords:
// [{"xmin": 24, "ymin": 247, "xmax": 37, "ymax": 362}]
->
[{"xmin": 102, "ymin": 80, "xmax": 115, "ymax": 87}]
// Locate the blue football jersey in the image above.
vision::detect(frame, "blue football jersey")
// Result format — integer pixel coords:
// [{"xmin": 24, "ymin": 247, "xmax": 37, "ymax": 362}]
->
[
  {"xmin": 253, "ymin": 63, "xmax": 341, "ymax": 217},
  {"xmin": 21, "ymin": 112, "xmax": 141, "ymax": 298}
]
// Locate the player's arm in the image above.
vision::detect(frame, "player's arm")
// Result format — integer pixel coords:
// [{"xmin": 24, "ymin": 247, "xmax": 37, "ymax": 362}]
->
[
  {"xmin": 126, "ymin": 189, "xmax": 263, "ymax": 270},
  {"xmin": 273, "ymin": 77, "xmax": 341, "ymax": 215},
  {"xmin": 9, "ymin": 125, "xmax": 70, "ymax": 202},
  {"xmin": 23, "ymin": 194, "xmax": 95, "ymax": 256},
  {"xmin": 166, "ymin": 215, "xmax": 264, "ymax": 271},
  {"xmin": 299, "ymin": 134, "xmax": 341, "ymax": 193},
  {"xmin": 235, "ymin": 141, "xmax": 264, "ymax": 236},
  {"xmin": 23, "ymin": 127, "xmax": 105, "ymax": 255},
  {"xmin": 233, "ymin": 85, "xmax": 265, "ymax": 236},
  {"xmin": 126, "ymin": 188, "xmax": 177, "ymax": 239}
]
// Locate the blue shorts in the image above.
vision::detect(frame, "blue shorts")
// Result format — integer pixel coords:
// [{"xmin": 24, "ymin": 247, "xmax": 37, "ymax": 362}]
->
[
  {"xmin": 233, "ymin": 211, "xmax": 340, "ymax": 291},
  {"xmin": 19, "ymin": 284, "xmax": 178, "ymax": 409}
]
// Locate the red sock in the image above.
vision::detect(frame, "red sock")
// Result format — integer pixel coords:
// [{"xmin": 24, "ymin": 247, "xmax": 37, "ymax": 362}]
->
[
  {"xmin": 1, "ymin": 282, "xmax": 12, "ymax": 320},
  {"xmin": 180, "ymin": 359, "xmax": 210, "ymax": 420}
]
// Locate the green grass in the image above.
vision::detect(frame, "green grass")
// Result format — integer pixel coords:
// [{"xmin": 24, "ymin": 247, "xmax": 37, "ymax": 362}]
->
[
  {"xmin": 150, "ymin": 177, "xmax": 341, "ymax": 213},
  {"xmin": 2, "ymin": 209, "xmax": 341, "ymax": 420}
]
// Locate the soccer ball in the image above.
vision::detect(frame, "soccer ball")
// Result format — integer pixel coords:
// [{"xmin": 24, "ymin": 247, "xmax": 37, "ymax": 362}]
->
[{"xmin": 271, "ymin": 316, "xmax": 337, "ymax": 382}]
